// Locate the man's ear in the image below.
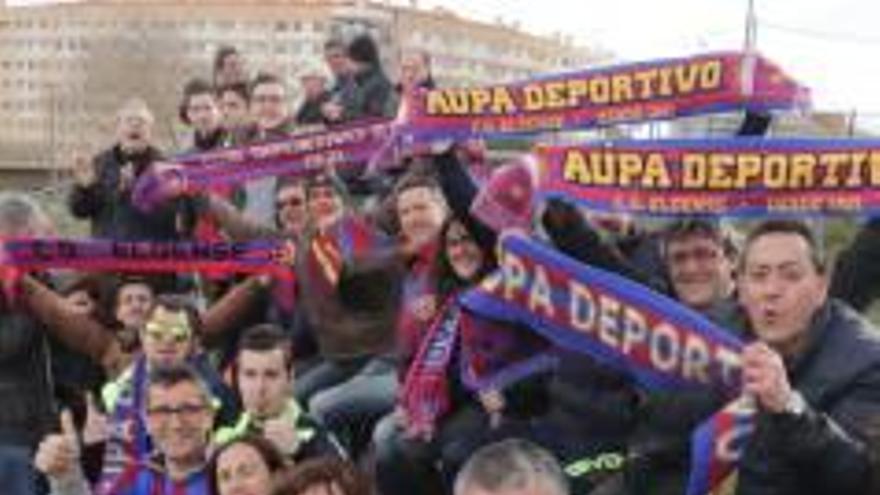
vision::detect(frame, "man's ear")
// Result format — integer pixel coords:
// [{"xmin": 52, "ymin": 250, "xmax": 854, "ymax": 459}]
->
[{"xmin": 816, "ymin": 271, "xmax": 830, "ymax": 303}]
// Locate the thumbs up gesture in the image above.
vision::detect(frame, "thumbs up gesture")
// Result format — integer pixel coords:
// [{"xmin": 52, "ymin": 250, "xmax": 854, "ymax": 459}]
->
[
  {"xmin": 34, "ymin": 409, "xmax": 81, "ymax": 479},
  {"xmin": 82, "ymin": 392, "xmax": 108, "ymax": 446}
]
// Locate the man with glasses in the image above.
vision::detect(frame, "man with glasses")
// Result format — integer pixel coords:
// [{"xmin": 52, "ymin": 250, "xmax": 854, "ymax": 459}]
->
[
  {"xmin": 68, "ymin": 98, "xmax": 182, "ymax": 241},
  {"xmin": 96, "ymin": 295, "xmax": 236, "ymax": 494},
  {"xmin": 622, "ymin": 218, "xmax": 746, "ymax": 495},
  {"xmin": 36, "ymin": 363, "xmax": 216, "ymax": 495}
]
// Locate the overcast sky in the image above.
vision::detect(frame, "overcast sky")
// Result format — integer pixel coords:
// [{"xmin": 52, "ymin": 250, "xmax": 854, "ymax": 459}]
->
[
  {"xmin": 419, "ymin": 0, "xmax": 880, "ymax": 121},
  {"xmin": 10, "ymin": 0, "xmax": 880, "ymax": 122}
]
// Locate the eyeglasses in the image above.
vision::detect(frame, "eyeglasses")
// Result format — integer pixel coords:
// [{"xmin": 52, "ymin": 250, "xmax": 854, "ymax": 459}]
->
[
  {"xmin": 146, "ymin": 402, "xmax": 209, "ymax": 421},
  {"xmin": 143, "ymin": 321, "xmax": 192, "ymax": 343},
  {"xmin": 446, "ymin": 233, "xmax": 474, "ymax": 248},
  {"xmin": 668, "ymin": 246, "xmax": 722, "ymax": 266}
]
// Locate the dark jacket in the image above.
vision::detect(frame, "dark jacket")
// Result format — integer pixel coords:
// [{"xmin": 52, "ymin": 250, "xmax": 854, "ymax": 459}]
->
[
  {"xmin": 0, "ymin": 306, "xmax": 56, "ymax": 448},
  {"xmin": 623, "ymin": 295, "xmax": 747, "ymax": 495},
  {"xmin": 296, "ymin": 91, "xmax": 333, "ymax": 126},
  {"xmin": 736, "ymin": 300, "xmax": 880, "ymax": 495},
  {"xmin": 432, "ymin": 149, "xmax": 497, "ymax": 254},
  {"xmin": 328, "ymin": 75, "xmax": 358, "ymax": 124},
  {"xmin": 347, "ymin": 65, "xmax": 395, "ymax": 121},
  {"xmin": 831, "ymin": 218, "xmax": 880, "ymax": 312},
  {"xmin": 541, "ymin": 197, "xmax": 667, "ymax": 294},
  {"xmin": 295, "ymin": 223, "xmax": 403, "ymax": 360},
  {"xmin": 526, "ymin": 211, "xmax": 643, "ymax": 492},
  {"xmin": 68, "ymin": 145, "xmax": 181, "ymax": 241}
]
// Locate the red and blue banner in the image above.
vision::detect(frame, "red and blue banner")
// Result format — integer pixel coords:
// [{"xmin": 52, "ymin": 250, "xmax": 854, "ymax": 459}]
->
[
  {"xmin": 132, "ymin": 119, "xmax": 396, "ymax": 211},
  {"xmin": 459, "ymin": 234, "xmax": 750, "ymax": 495},
  {"xmin": 0, "ymin": 237, "xmax": 294, "ymax": 279},
  {"xmin": 132, "ymin": 52, "xmax": 808, "ymax": 214},
  {"xmin": 538, "ymin": 138, "xmax": 880, "ymax": 216},
  {"xmin": 402, "ymin": 52, "xmax": 808, "ymax": 142},
  {"xmin": 0, "ymin": 237, "xmax": 297, "ymax": 310}
]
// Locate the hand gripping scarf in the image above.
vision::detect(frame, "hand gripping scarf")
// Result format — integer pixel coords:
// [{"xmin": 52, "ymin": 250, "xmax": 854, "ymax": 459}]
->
[{"xmin": 460, "ymin": 234, "xmax": 751, "ymax": 495}]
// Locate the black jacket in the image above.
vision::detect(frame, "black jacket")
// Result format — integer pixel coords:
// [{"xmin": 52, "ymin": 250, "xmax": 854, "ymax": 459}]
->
[
  {"xmin": 347, "ymin": 65, "xmax": 395, "ymax": 121},
  {"xmin": 68, "ymin": 145, "xmax": 181, "ymax": 241},
  {"xmin": 296, "ymin": 91, "xmax": 333, "ymax": 126},
  {"xmin": 831, "ymin": 218, "xmax": 880, "ymax": 312},
  {"xmin": 737, "ymin": 300, "xmax": 880, "ymax": 495},
  {"xmin": 0, "ymin": 306, "xmax": 56, "ymax": 448}
]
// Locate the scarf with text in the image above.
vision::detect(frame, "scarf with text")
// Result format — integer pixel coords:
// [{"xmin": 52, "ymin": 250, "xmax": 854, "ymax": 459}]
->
[{"xmin": 460, "ymin": 234, "xmax": 749, "ymax": 495}]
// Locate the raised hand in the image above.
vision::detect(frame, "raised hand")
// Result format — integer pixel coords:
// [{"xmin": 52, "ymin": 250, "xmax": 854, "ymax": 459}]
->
[
  {"xmin": 742, "ymin": 341, "xmax": 794, "ymax": 413},
  {"xmin": 34, "ymin": 409, "xmax": 80, "ymax": 479},
  {"xmin": 81, "ymin": 392, "xmax": 108, "ymax": 446},
  {"xmin": 71, "ymin": 151, "xmax": 96, "ymax": 187},
  {"xmin": 262, "ymin": 416, "xmax": 300, "ymax": 456}
]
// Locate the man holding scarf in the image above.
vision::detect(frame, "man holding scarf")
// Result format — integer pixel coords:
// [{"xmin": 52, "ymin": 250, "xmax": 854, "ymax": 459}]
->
[
  {"xmin": 290, "ymin": 172, "xmax": 401, "ymax": 459},
  {"xmin": 732, "ymin": 220, "xmax": 880, "ymax": 495}
]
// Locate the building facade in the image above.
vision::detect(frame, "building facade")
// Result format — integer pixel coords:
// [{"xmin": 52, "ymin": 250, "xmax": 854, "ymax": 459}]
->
[{"xmin": 0, "ymin": 0, "xmax": 599, "ymax": 185}]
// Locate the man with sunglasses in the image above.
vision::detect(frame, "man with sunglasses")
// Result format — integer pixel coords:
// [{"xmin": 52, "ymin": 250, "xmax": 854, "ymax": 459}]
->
[
  {"xmin": 95, "ymin": 295, "xmax": 236, "ymax": 494},
  {"xmin": 36, "ymin": 363, "xmax": 216, "ymax": 495}
]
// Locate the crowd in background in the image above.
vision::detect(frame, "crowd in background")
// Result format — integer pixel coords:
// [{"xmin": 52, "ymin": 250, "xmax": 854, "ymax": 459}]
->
[{"xmin": 0, "ymin": 30, "xmax": 879, "ymax": 495}]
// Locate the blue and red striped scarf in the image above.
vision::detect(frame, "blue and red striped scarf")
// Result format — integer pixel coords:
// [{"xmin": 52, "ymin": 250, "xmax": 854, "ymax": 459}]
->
[
  {"xmin": 98, "ymin": 356, "xmax": 150, "ymax": 495},
  {"xmin": 460, "ymin": 234, "xmax": 749, "ymax": 495},
  {"xmin": 399, "ymin": 297, "xmax": 460, "ymax": 436},
  {"xmin": 116, "ymin": 460, "xmax": 209, "ymax": 495},
  {"xmin": 396, "ymin": 242, "xmax": 441, "ymax": 374},
  {"xmin": 303, "ymin": 214, "xmax": 388, "ymax": 291}
]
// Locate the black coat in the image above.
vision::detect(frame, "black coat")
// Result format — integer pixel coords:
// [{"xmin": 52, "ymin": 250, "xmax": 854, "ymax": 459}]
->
[
  {"xmin": 737, "ymin": 300, "xmax": 880, "ymax": 495},
  {"xmin": 346, "ymin": 65, "xmax": 395, "ymax": 121},
  {"xmin": 295, "ymin": 91, "xmax": 333, "ymax": 126},
  {"xmin": 831, "ymin": 218, "xmax": 880, "ymax": 312},
  {"xmin": 0, "ymin": 308, "xmax": 56, "ymax": 448},
  {"xmin": 68, "ymin": 145, "xmax": 181, "ymax": 241}
]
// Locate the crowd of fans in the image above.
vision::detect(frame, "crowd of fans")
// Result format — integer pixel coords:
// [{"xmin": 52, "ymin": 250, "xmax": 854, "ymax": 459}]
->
[{"xmin": 0, "ymin": 31, "xmax": 879, "ymax": 495}]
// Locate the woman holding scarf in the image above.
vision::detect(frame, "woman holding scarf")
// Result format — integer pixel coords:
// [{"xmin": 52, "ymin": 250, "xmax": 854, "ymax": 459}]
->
[{"xmin": 373, "ymin": 213, "xmax": 500, "ymax": 495}]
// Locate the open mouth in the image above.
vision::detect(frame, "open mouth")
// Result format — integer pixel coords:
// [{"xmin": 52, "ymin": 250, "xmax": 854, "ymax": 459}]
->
[{"xmin": 759, "ymin": 307, "xmax": 780, "ymax": 325}]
